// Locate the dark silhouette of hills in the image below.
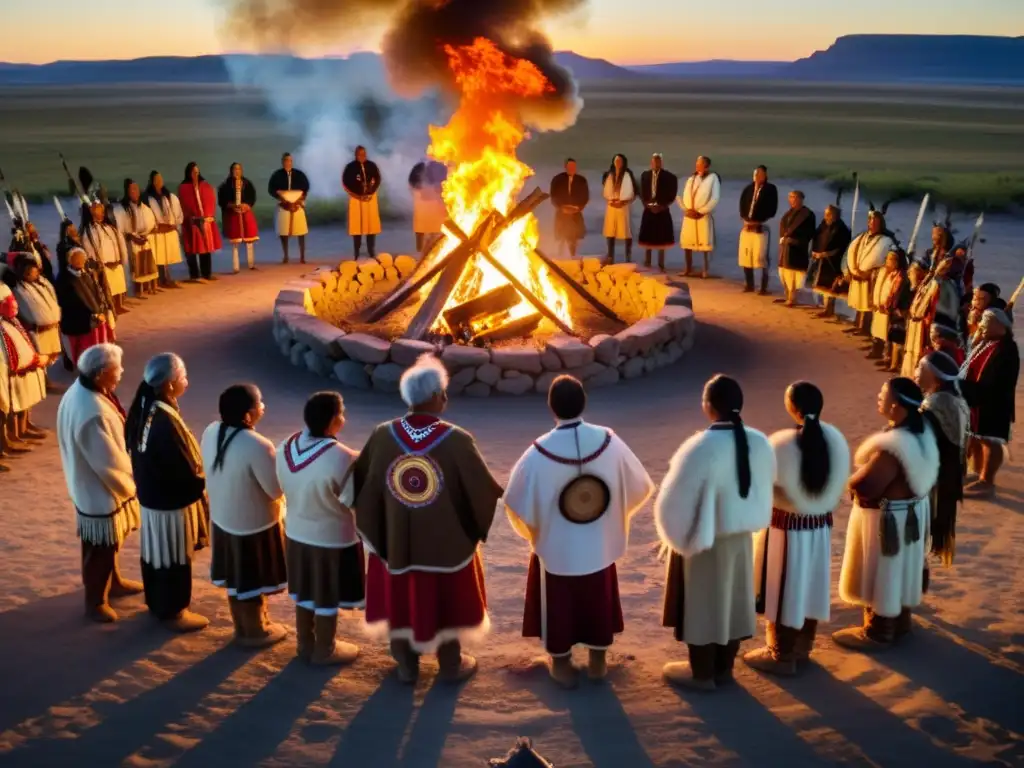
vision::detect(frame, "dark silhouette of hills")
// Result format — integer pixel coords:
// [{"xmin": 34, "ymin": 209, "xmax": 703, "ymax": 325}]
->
[{"xmin": 1, "ymin": 35, "xmax": 1022, "ymax": 85}]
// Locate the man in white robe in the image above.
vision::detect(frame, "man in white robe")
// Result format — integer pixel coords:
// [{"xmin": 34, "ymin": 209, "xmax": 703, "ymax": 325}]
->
[
  {"xmin": 505, "ymin": 375, "xmax": 654, "ymax": 688},
  {"xmin": 145, "ymin": 172, "xmax": 184, "ymax": 288},
  {"xmin": 80, "ymin": 200, "xmax": 129, "ymax": 314},
  {"xmin": 269, "ymin": 153, "xmax": 311, "ymax": 264},
  {"xmin": 843, "ymin": 209, "xmax": 895, "ymax": 337},
  {"xmin": 677, "ymin": 155, "xmax": 721, "ymax": 278}
]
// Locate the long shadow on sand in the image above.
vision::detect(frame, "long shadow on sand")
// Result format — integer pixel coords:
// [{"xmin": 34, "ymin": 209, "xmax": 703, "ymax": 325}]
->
[
  {"xmin": 328, "ymin": 675, "xmax": 417, "ymax": 766},
  {"xmin": 0, "ymin": 592, "xmax": 169, "ymax": 733},
  {"xmin": 5, "ymin": 643, "xmax": 250, "ymax": 765},
  {"xmin": 667, "ymin": 677, "xmax": 823, "ymax": 765},
  {"xmin": 175, "ymin": 658, "xmax": 336, "ymax": 767},
  {"xmin": 396, "ymin": 680, "xmax": 463, "ymax": 765},
  {"xmin": 781, "ymin": 661, "xmax": 976, "ymax": 767}
]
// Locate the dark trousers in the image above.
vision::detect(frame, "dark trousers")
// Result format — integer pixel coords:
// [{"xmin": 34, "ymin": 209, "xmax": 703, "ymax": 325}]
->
[
  {"xmin": 644, "ymin": 249, "xmax": 666, "ymax": 269},
  {"xmin": 142, "ymin": 559, "xmax": 193, "ymax": 621},
  {"xmin": 185, "ymin": 253, "xmax": 212, "ymax": 280},
  {"xmin": 606, "ymin": 237, "xmax": 632, "ymax": 263},
  {"xmin": 82, "ymin": 540, "xmax": 115, "ymax": 609},
  {"xmin": 686, "ymin": 640, "xmax": 741, "ymax": 681},
  {"xmin": 353, "ymin": 235, "xmax": 377, "ymax": 259}
]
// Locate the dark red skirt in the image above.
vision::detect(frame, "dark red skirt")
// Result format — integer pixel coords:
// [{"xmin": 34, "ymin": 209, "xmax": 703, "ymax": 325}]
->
[
  {"xmin": 67, "ymin": 322, "xmax": 114, "ymax": 366},
  {"xmin": 522, "ymin": 555, "xmax": 624, "ymax": 656},
  {"xmin": 364, "ymin": 552, "xmax": 487, "ymax": 652},
  {"xmin": 223, "ymin": 209, "xmax": 259, "ymax": 243}
]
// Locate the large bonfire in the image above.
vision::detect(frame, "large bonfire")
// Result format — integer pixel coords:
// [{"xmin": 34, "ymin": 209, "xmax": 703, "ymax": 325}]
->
[{"xmin": 423, "ymin": 38, "xmax": 573, "ymax": 337}]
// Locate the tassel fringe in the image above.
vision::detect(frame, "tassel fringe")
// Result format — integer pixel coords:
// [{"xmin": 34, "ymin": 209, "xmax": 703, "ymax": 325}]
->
[
  {"xmin": 904, "ymin": 502, "xmax": 921, "ymax": 544},
  {"xmin": 879, "ymin": 500, "xmax": 901, "ymax": 557},
  {"xmin": 76, "ymin": 499, "xmax": 141, "ymax": 549}
]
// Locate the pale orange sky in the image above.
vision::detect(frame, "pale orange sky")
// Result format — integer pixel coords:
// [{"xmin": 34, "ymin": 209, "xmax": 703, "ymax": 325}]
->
[{"xmin": 2, "ymin": 0, "xmax": 1022, "ymax": 65}]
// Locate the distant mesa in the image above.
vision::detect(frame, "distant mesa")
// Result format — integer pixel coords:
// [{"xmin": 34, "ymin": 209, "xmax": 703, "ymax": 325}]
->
[{"xmin": 1, "ymin": 35, "xmax": 1022, "ymax": 85}]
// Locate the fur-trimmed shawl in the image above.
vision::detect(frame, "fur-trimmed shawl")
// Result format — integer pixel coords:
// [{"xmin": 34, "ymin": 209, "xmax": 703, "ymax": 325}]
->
[
  {"xmin": 655, "ymin": 426, "xmax": 775, "ymax": 557},
  {"xmin": 769, "ymin": 423, "xmax": 851, "ymax": 516},
  {"xmin": 854, "ymin": 425, "xmax": 940, "ymax": 499},
  {"xmin": 921, "ymin": 391, "xmax": 969, "ymax": 451}
]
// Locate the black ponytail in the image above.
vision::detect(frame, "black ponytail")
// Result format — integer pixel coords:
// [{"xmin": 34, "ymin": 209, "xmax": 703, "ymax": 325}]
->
[
  {"xmin": 888, "ymin": 377, "xmax": 926, "ymax": 435},
  {"xmin": 705, "ymin": 374, "xmax": 751, "ymax": 498},
  {"xmin": 787, "ymin": 381, "xmax": 830, "ymax": 495},
  {"xmin": 213, "ymin": 384, "xmax": 260, "ymax": 472}
]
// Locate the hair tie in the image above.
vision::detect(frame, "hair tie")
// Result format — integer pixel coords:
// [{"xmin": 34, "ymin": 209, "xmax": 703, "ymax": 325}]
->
[
  {"xmin": 731, "ymin": 408, "xmax": 740, "ymax": 414},
  {"xmin": 805, "ymin": 413, "xmax": 818, "ymax": 420}
]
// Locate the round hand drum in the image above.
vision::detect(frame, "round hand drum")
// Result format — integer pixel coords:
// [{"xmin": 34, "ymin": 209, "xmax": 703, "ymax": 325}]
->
[{"xmin": 558, "ymin": 474, "xmax": 611, "ymax": 524}]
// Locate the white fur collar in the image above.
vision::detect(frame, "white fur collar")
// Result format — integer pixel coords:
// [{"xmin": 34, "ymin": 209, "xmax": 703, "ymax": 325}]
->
[
  {"xmin": 769, "ymin": 423, "xmax": 851, "ymax": 516},
  {"xmin": 854, "ymin": 425, "xmax": 939, "ymax": 498}
]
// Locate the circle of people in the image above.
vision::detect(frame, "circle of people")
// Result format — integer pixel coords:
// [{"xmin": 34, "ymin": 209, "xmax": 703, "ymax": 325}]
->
[{"xmin": 54, "ymin": 338, "xmax": 1012, "ymax": 689}]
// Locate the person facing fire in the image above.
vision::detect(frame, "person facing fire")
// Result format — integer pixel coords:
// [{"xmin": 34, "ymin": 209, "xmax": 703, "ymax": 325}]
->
[
  {"xmin": 269, "ymin": 153, "xmax": 311, "ymax": 265},
  {"xmin": 409, "ymin": 158, "xmax": 448, "ymax": 254},
  {"xmin": 549, "ymin": 158, "xmax": 589, "ymax": 259},
  {"xmin": 342, "ymin": 146, "xmax": 382, "ymax": 260}
]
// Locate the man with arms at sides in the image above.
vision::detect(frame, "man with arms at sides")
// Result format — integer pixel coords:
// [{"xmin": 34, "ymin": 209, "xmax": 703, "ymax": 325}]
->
[
  {"xmin": 775, "ymin": 190, "xmax": 817, "ymax": 307},
  {"xmin": 346, "ymin": 355, "xmax": 503, "ymax": 684},
  {"xmin": 504, "ymin": 375, "xmax": 654, "ymax": 689},
  {"xmin": 549, "ymin": 158, "xmax": 589, "ymax": 259},
  {"xmin": 738, "ymin": 165, "xmax": 779, "ymax": 295},
  {"xmin": 268, "ymin": 153, "xmax": 310, "ymax": 265},
  {"xmin": 342, "ymin": 146, "xmax": 382, "ymax": 259},
  {"xmin": 638, "ymin": 153, "xmax": 678, "ymax": 272},
  {"xmin": 677, "ymin": 155, "xmax": 720, "ymax": 279},
  {"xmin": 808, "ymin": 200, "xmax": 852, "ymax": 320},
  {"xmin": 843, "ymin": 205, "xmax": 895, "ymax": 339}
]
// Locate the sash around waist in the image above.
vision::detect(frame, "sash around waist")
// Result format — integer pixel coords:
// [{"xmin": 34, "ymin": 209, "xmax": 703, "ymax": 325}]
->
[
  {"xmin": 854, "ymin": 496, "xmax": 923, "ymax": 511},
  {"xmin": 770, "ymin": 507, "xmax": 833, "ymax": 531}
]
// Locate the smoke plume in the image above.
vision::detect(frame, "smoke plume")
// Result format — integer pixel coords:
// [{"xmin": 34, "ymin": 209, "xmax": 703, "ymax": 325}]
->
[{"xmin": 219, "ymin": 0, "xmax": 586, "ymax": 206}]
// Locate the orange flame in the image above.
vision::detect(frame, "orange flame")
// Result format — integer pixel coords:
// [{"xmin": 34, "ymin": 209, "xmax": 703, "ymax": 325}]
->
[{"xmin": 424, "ymin": 37, "xmax": 572, "ymax": 335}]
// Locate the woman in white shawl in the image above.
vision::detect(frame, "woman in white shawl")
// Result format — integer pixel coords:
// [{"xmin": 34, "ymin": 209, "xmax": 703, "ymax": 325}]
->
[
  {"xmin": 745, "ymin": 382, "xmax": 850, "ymax": 676},
  {"xmin": 144, "ymin": 171, "xmax": 184, "ymax": 288},
  {"xmin": 655, "ymin": 374, "xmax": 775, "ymax": 691},
  {"xmin": 601, "ymin": 154, "xmax": 636, "ymax": 265}
]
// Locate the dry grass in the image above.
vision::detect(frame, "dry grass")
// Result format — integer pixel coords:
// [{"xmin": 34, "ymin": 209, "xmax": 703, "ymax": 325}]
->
[{"xmin": 1, "ymin": 79, "xmax": 1022, "ymax": 216}]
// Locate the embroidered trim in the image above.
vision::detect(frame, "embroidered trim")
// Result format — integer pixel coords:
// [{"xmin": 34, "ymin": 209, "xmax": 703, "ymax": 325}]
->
[
  {"xmin": 770, "ymin": 507, "xmax": 833, "ymax": 531},
  {"xmin": 284, "ymin": 431, "xmax": 337, "ymax": 473},
  {"xmin": 533, "ymin": 431, "xmax": 613, "ymax": 466},
  {"xmin": 388, "ymin": 415, "xmax": 454, "ymax": 455},
  {"xmin": 386, "ymin": 453, "xmax": 444, "ymax": 508}
]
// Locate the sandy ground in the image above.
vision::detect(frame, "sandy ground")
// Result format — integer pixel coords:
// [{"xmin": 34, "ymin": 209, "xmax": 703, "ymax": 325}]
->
[{"xmin": 0, "ymin": 202, "xmax": 1022, "ymax": 767}]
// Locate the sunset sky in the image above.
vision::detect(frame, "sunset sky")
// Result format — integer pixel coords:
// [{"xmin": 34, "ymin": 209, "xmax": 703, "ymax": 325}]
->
[{"xmin": 2, "ymin": 0, "xmax": 1021, "ymax": 65}]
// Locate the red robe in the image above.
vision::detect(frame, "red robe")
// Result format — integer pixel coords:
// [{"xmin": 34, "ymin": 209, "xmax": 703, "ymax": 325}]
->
[{"xmin": 176, "ymin": 181, "xmax": 223, "ymax": 255}]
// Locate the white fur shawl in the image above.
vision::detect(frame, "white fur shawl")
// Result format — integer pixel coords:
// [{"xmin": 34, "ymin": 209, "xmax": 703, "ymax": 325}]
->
[
  {"xmin": 854, "ymin": 425, "xmax": 940, "ymax": 499},
  {"xmin": 769, "ymin": 423, "xmax": 851, "ymax": 517},
  {"xmin": 655, "ymin": 426, "xmax": 775, "ymax": 557},
  {"xmin": 603, "ymin": 171, "xmax": 635, "ymax": 203}
]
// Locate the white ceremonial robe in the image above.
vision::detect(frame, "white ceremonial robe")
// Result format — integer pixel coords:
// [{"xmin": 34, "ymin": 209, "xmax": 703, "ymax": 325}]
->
[
  {"xmin": 0, "ymin": 315, "xmax": 46, "ymax": 415},
  {"xmin": 602, "ymin": 173, "xmax": 635, "ymax": 240},
  {"xmin": 504, "ymin": 420, "xmax": 655, "ymax": 577},
  {"xmin": 678, "ymin": 173, "xmax": 720, "ymax": 252},
  {"xmin": 843, "ymin": 232, "xmax": 894, "ymax": 312},
  {"xmin": 201, "ymin": 423, "xmax": 284, "ymax": 537},
  {"xmin": 348, "ymin": 193, "xmax": 382, "ymax": 237},
  {"xmin": 82, "ymin": 223, "xmax": 129, "ymax": 297},
  {"xmin": 738, "ymin": 228, "xmax": 772, "ymax": 269},
  {"xmin": 147, "ymin": 193, "xmax": 184, "ymax": 266},
  {"xmin": 276, "ymin": 190, "xmax": 309, "ymax": 237},
  {"xmin": 412, "ymin": 186, "xmax": 446, "ymax": 235},
  {"xmin": 870, "ymin": 268, "xmax": 900, "ymax": 341},
  {"xmin": 838, "ymin": 426, "xmax": 939, "ymax": 618},
  {"xmin": 14, "ymin": 278, "xmax": 62, "ymax": 361},
  {"xmin": 656, "ymin": 424, "xmax": 775, "ymax": 646},
  {"xmin": 115, "ymin": 203, "xmax": 159, "ymax": 286},
  {"xmin": 753, "ymin": 424, "xmax": 850, "ymax": 629}
]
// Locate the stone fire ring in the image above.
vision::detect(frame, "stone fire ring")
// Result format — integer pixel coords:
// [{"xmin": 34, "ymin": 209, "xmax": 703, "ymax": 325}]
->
[{"xmin": 272, "ymin": 254, "xmax": 696, "ymax": 396}]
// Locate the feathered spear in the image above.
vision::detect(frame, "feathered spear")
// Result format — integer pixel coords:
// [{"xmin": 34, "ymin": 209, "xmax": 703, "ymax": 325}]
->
[
  {"xmin": 905, "ymin": 193, "xmax": 930, "ymax": 259},
  {"xmin": 849, "ymin": 172, "xmax": 860, "ymax": 232}
]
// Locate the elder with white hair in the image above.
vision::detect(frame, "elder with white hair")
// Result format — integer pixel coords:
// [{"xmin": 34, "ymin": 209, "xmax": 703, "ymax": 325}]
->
[
  {"xmin": 125, "ymin": 352, "xmax": 210, "ymax": 632},
  {"xmin": 346, "ymin": 354, "xmax": 503, "ymax": 684},
  {"xmin": 56, "ymin": 343, "xmax": 142, "ymax": 622},
  {"xmin": 54, "ymin": 244, "xmax": 116, "ymax": 367}
]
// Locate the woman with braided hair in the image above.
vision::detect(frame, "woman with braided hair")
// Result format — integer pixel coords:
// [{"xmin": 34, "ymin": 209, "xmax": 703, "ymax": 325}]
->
[
  {"xmin": 835, "ymin": 377, "xmax": 939, "ymax": 652},
  {"xmin": 655, "ymin": 374, "xmax": 774, "ymax": 691}
]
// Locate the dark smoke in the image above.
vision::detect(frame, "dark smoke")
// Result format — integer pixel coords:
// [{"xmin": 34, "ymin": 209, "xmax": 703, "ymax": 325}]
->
[{"xmin": 222, "ymin": 0, "xmax": 586, "ymax": 130}]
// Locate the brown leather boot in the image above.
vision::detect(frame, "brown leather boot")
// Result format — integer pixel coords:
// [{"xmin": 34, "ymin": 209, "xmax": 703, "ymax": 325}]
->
[
  {"xmin": 832, "ymin": 606, "xmax": 895, "ymax": 652},
  {"xmin": 794, "ymin": 619, "xmax": 818, "ymax": 663},
  {"xmin": 390, "ymin": 639, "xmax": 420, "ymax": 684},
  {"xmin": 311, "ymin": 613, "xmax": 359, "ymax": 666},
  {"xmin": 437, "ymin": 639, "xmax": 477, "ymax": 684},
  {"xmin": 895, "ymin": 608, "xmax": 913, "ymax": 641},
  {"xmin": 548, "ymin": 655, "xmax": 578, "ymax": 689},
  {"xmin": 743, "ymin": 622, "xmax": 797, "ymax": 676},
  {"xmin": 163, "ymin": 609, "xmax": 209, "ymax": 633},
  {"xmin": 296, "ymin": 606, "xmax": 315, "ymax": 662},
  {"xmin": 235, "ymin": 596, "xmax": 288, "ymax": 649},
  {"xmin": 588, "ymin": 648, "xmax": 608, "ymax": 680},
  {"xmin": 663, "ymin": 643, "xmax": 716, "ymax": 691},
  {"xmin": 714, "ymin": 639, "xmax": 741, "ymax": 684}
]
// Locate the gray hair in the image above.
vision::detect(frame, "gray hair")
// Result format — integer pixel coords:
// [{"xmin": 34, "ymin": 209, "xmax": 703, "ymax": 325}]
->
[
  {"xmin": 399, "ymin": 354, "xmax": 448, "ymax": 408},
  {"xmin": 143, "ymin": 352, "xmax": 186, "ymax": 388},
  {"xmin": 77, "ymin": 343, "xmax": 123, "ymax": 380}
]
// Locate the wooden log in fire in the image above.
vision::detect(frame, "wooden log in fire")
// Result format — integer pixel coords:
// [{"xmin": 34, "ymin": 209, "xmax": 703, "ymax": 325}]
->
[
  {"xmin": 472, "ymin": 313, "xmax": 543, "ymax": 344},
  {"xmin": 531, "ymin": 248, "xmax": 626, "ymax": 326},
  {"xmin": 442, "ymin": 284, "xmax": 521, "ymax": 332},
  {"xmin": 349, "ymin": 234, "xmax": 448, "ymax": 324}
]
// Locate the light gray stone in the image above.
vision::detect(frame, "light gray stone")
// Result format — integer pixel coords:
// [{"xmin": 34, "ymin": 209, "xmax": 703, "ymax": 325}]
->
[
  {"xmin": 273, "ymin": 302, "xmax": 309, "ymax": 321},
  {"xmin": 657, "ymin": 305, "xmax": 696, "ymax": 340},
  {"xmin": 616, "ymin": 317, "xmax": 671, "ymax": 356},
  {"xmin": 578, "ymin": 362, "xmax": 609, "ymax": 380},
  {"xmin": 534, "ymin": 371, "xmax": 561, "ymax": 394},
  {"xmin": 390, "ymin": 339, "xmax": 437, "ymax": 367},
  {"xmin": 277, "ymin": 335, "xmax": 294, "ymax": 357},
  {"xmin": 622, "ymin": 356, "xmax": 646, "ymax": 380},
  {"xmin": 290, "ymin": 314, "xmax": 348, "ymax": 359},
  {"xmin": 665, "ymin": 340, "xmax": 685, "ymax": 363},
  {"xmin": 588, "ymin": 367, "xmax": 620, "ymax": 388},
  {"xmin": 540, "ymin": 348, "xmax": 563, "ymax": 371},
  {"xmin": 504, "ymin": 369, "xmax": 524, "ymax": 378},
  {"xmin": 334, "ymin": 360, "xmax": 371, "ymax": 389},
  {"xmin": 338, "ymin": 333, "xmax": 391, "ymax": 365},
  {"xmin": 275, "ymin": 288, "xmax": 308, "ymax": 307},
  {"xmin": 588, "ymin": 334, "xmax": 621, "ymax": 366},
  {"xmin": 664, "ymin": 287, "xmax": 693, "ymax": 309},
  {"xmin": 449, "ymin": 366, "xmax": 477, "ymax": 394},
  {"xmin": 545, "ymin": 334, "xmax": 595, "ymax": 369},
  {"xmin": 464, "ymin": 382, "xmax": 492, "ymax": 398},
  {"xmin": 491, "ymin": 348, "xmax": 543, "ymax": 374},
  {"xmin": 644, "ymin": 355, "xmax": 658, "ymax": 374},
  {"xmin": 289, "ymin": 342, "xmax": 310, "ymax": 367},
  {"xmin": 304, "ymin": 350, "xmax": 333, "ymax": 377},
  {"xmin": 680, "ymin": 330, "xmax": 696, "ymax": 352},
  {"xmin": 371, "ymin": 362, "xmax": 405, "ymax": 393},
  {"xmin": 284, "ymin": 278, "xmax": 324, "ymax": 305},
  {"xmin": 496, "ymin": 375, "xmax": 534, "ymax": 395},
  {"xmin": 475, "ymin": 363, "xmax": 502, "ymax": 386},
  {"xmin": 442, "ymin": 345, "xmax": 491, "ymax": 369}
]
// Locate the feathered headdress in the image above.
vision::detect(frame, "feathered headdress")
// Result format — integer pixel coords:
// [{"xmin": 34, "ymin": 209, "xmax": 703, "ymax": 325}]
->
[
  {"xmin": 4, "ymin": 191, "xmax": 29, "ymax": 246},
  {"xmin": 78, "ymin": 166, "xmax": 108, "ymax": 207}
]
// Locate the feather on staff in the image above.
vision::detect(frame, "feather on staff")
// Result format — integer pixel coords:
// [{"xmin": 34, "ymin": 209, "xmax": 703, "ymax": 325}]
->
[{"xmin": 905, "ymin": 193, "xmax": 930, "ymax": 259}]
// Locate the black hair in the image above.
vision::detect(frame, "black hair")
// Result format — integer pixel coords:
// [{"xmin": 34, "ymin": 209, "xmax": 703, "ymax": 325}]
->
[
  {"xmin": 548, "ymin": 375, "xmax": 586, "ymax": 421},
  {"xmin": 282, "ymin": 152, "xmax": 292, "ymax": 163},
  {"xmin": 705, "ymin": 374, "xmax": 751, "ymax": 498},
  {"xmin": 978, "ymin": 282, "xmax": 1000, "ymax": 298},
  {"xmin": 990, "ymin": 297, "xmax": 1008, "ymax": 311},
  {"xmin": 144, "ymin": 170, "xmax": 170, "ymax": 201},
  {"xmin": 787, "ymin": 381, "xmax": 830, "ymax": 495},
  {"xmin": 120, "ymin": 178, "xmax": 138, "ymax": 212},
  {"xmin": 355, "ymin": 145, "xmax": 367, "ymax": 155},
  {"xmin": 608, "ymin": 153, "xmax": 628, "ymax": 175},
  {"xmin": 183, "ymin": 161, "xmax": 204, "ymax": 184},
  {"xmin": 125, "ymin": 380, "xmax": 158, "ymax": 451},
  {"xmin": 888, "ymin": 377, "xmax": 926, "ymax": 435},
  {"xmin": 756, "ymin": 165, "xmax": 768, "ymax": 173},
  {"xmin": 932, "ymin": 226, "xmax": 954, "ymax": 251},
  {"xmin": 564, "ymin": 157, "xmax": 576, "ymax": 165},
  {"xmin": 304, "ymin": 391, "xmax": 344, "ymax": 438},
  {"xmin": 213, "ymin": 384, "xmax": 260, "ymax": 472}
]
